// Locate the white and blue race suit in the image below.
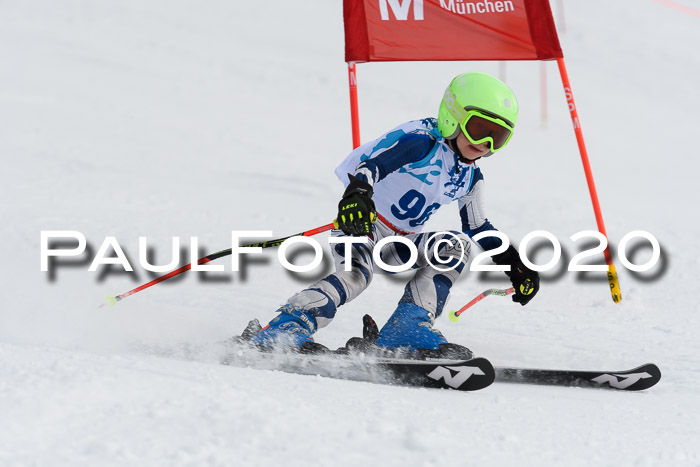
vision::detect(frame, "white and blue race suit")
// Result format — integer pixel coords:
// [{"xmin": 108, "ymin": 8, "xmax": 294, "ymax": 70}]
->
[{"xmin": 284, "ymin": 118, "xmax": 504, "ymax": 329}]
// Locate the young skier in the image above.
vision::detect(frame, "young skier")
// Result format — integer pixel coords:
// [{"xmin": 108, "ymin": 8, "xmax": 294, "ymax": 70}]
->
[{"xmin": 249, "ymin": 72, "xmax": 540, "ymax": 356}]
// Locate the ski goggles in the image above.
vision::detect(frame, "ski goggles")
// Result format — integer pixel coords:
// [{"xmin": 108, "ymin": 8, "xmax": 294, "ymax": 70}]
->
[{"xmin": 459, "ymin": 110, "xmax": 514, "ymax": 153}]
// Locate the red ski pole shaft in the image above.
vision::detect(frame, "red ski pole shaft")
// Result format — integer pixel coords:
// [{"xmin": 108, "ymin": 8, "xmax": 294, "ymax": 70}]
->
[
  {"xmin": 448, "ymin": 288, "xmax": 515, "ymax": 322},
  {"xmin": 101, "ymin": 221, "xmax": 337, "ymax": 307}
]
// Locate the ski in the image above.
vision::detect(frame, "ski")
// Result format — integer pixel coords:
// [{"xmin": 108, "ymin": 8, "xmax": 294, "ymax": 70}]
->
[
  {"xmin": 494, "ymin": 362, "xmax": 661, "ymax": 391},
  {"xmin": 221, "ymin": 344, "xmax": 495, "ymax": 392},
  {"xmin": 375, "ymin": 356, "xmax": 495, "ymax": 391}
]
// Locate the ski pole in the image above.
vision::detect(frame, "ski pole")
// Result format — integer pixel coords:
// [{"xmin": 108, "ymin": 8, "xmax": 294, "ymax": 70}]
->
[
  {"xmin": 448, "ymin": 287, "xmax": 515, "ymax": 322},
  {"xmin": 100, "ymin": 221, "xmax": 337, "ymax": 307}
]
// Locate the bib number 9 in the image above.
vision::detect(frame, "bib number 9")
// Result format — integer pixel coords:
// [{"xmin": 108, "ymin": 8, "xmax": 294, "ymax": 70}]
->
[{"xmin": 390, "ymin": 190, "xmax": 440, "ymax": 227}]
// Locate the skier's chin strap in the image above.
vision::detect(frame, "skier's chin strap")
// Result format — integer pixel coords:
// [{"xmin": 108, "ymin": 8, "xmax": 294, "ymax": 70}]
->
[{"xmin": 447, "ymin": 139, "xmax": 480, "ymax": 172}]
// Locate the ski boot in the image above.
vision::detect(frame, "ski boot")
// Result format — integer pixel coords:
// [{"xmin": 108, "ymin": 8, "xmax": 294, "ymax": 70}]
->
[
  {"xmin": 249, "ymin": 305, "xmax": 328, "ymax": 353},
  {"xmin": 372, "ymin": 302, "xmax": 473, "ymax": 360}
]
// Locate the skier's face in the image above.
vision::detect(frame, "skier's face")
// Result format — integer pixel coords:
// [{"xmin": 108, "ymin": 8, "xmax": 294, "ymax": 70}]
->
[{"xmin": 455, "ymin": 131, "xmax": 490, "ymax": 160}]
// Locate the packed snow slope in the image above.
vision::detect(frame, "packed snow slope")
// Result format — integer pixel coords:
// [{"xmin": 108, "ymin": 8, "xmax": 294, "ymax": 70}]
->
[{"xmin": 2, "ymin": 0, "xmax": 699, "ymax": 465}]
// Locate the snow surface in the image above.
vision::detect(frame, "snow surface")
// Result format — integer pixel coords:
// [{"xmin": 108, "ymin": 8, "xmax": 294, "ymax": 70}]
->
[{"xmin": 2, "ymin": 0, "xmax": 700, "ymax": 465}]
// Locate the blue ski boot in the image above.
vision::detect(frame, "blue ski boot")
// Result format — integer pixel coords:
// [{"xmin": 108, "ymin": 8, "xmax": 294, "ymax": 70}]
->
[
  {"xmin": 250, "ymin": 306, "xmax": 318, "ymax": 350},
  {"xmin": 375, "ymin": 303, "xmax": 472, "ymax": 359},
  {"xmin": 375, "ymin": 303, "xmax": 447, "ymax": 350}
]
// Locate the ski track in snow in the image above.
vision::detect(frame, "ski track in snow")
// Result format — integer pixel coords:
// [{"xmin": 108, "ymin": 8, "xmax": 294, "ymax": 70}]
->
[{"xmin": 2, "ymin": 0, "xmax": 700, "ymax": 465}]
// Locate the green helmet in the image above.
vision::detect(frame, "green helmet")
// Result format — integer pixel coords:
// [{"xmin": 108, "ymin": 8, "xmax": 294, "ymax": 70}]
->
[{"xmin": 437, "ymin": 72, "xmax": 519, "ymax": 146}]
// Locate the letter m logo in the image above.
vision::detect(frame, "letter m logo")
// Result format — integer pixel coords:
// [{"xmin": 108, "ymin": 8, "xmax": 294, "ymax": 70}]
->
[{"xmin": 379, "ymin": 0, "xmax": 424, "ymax": 20}]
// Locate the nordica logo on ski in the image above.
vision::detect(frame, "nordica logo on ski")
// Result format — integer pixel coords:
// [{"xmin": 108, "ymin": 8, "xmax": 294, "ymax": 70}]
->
[
  {"xmin": 590, "ymin": 371, "xmax": 654, "ymax": 390},
  {"xmin": 427, "ymin": 365, "xmax": 485, "ymax": 389}
]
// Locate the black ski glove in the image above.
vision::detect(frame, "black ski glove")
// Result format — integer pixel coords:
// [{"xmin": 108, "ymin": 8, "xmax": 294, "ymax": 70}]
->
[
  {"xmin": 336, "ymin": 174, "xmax": 377, "ymax": 237},
  {"xmin": 492, "ymin": 245, "xmax": 540, "ymax": 306}
]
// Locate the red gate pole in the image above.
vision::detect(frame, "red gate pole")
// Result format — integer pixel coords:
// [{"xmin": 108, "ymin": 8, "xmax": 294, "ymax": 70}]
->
[
  {"xmin": 347, "ymin": 62, "xmax": 361, "ymax": 149},
  {"xmin": 556, "ymin": 57, "xmax": 621, "ymax": 303}
]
